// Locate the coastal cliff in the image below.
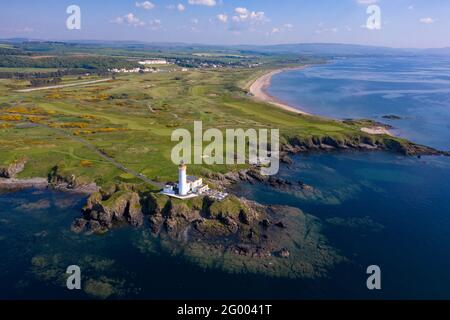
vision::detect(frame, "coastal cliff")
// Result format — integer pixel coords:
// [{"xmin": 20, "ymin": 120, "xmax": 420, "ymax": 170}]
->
[
  {"xmin": 3, "ymin": 122, "xmax": 448, "ymax": 278},
  {"xmin": 284, "ymin": 134, "xmax": 447, "ymax": 156},
  {"xmin": 71, "ymin": 183, "xmax": 343, "ymax": 278}
]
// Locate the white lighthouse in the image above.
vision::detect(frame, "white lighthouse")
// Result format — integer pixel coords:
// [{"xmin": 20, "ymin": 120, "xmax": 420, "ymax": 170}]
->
[
  {"xmin": 161, "ymin": 162, "xmax": 214, "ymax": 200},
  {"xmin": 178, "ymin": 161, "xmax": 189, "ymax": 196}
]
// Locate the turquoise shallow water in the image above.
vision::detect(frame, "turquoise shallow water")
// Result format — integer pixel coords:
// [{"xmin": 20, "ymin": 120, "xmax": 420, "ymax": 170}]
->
[
  {"xmin": 268, "ymin": 56, "xmax": 450, "ymax": 150},
  {"xmin": 1, "ymin": 56, "xmax": 450, "ymax": 299}
]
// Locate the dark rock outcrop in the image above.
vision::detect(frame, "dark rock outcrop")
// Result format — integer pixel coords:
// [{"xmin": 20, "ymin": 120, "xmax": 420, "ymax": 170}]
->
[
  {"xmin": 72, "ymin": 188, "xmax": 144, "ymax": 233},
  {"xmin": 48, "ymin": 165, "xmax": 99, "ymax": 194},
  {"xmin": 275, "ymin": 248, "xmax": 290, "ymax": 258},
  {"xmin": 382, "ymin": 115, "xmax": 402, "ymax": 120},
  {"xmin": 71, "ymin": 218, "xmax": 88, "ymax": 233},
  {"xmin": 284, "ymin": 133, "xmax": 448, "ymax": 156},
  {"xmin": 74, "ymin": 184, "xmax": 344, "ymax": 279},
  {"xmin": 0, "ymin": 158, "xmax": 27, "ymax": 178}
]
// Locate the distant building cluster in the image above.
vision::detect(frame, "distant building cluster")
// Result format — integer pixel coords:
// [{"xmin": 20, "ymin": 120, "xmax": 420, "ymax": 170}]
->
[
  {"xmin": 138, "ymin": 59, "xmax": 169, "ymax": 65},
  {"xmin": 107, "ymin": 57, "xmax": 260, "ymax": 74},
  {"xmin": 248, "ymin": 63, "xmax": 262, "ymax": 68},
  {"xmin": 108, "ymin": 67, "xmax": 158, "ymax": 73},
  {"xmin": 174, "ymin": 58, "xmax": 262, "ymax": 69}
]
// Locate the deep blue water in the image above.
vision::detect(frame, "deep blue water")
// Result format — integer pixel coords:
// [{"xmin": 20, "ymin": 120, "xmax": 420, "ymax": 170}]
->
[
  {"xmin": 268, "ymin": 56, "xmax": 450, "ymax": 150},
  {"xmin": 233, "ymin": 152, "xmax": 450, "ymax": 299},
  {"xmin": 2, "ymin": 56, "xmax": 450, "ymax": 299},
  {"xmin": 0, "ymin": 185, "xmax": 402, "ymax": 300},
  {"xmin": 2, "ymin": 153, "xmax": 450, "ymax": 299},
  {"xmin": 259, "ymin": 55, "xmax": 450, "ymax": 298}
]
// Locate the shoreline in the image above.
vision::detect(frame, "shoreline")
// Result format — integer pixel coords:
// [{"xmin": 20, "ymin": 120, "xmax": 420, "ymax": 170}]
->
[
  {"xmin": 249, "ymin": 66, "xmax": 311, "ymax": 115},
  {"xmin": 0, "ymin": 178, "xmax": 48, "ymax": 191},
  {"xmin": 0, "ymin": 177, "xmax": 98, "ymax": 194},
  {"xmin": 249, "ymin": 66, "xmax": 394, "ymax": 136}
]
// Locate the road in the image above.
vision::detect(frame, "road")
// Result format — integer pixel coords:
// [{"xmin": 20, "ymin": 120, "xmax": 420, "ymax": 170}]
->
[{"xmin": 16, "ymin": 78, "xmax": 112, "ymax": 92}]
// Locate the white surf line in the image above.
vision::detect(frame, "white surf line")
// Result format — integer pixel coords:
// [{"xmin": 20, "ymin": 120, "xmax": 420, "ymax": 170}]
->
[{"xmin": 16, "ymin": 78, "xmax": 112, "ymax": 93}]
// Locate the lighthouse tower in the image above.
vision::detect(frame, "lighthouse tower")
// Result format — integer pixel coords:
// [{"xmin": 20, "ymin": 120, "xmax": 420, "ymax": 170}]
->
[{"xmin": 178, "ymin": 161, "xmax": 188, "ymax": 196}]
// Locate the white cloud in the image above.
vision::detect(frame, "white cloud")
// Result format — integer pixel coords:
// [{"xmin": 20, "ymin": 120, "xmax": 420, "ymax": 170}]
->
[
  {"xmin": 135, "ymin": 1, "xmax": 155, "ymax": 10},
  {"xmin": 149, "ymin": 19, "xmax": 162, "ymax": 30},
  {"xmin": 183, "ymin": 18, "xmax": 200, "ymax": 32},
  {"xmin": 177, "ymin": 4, "xmax": 186, "ymax": 12},
  {"xmin": 235, "ymin": 7, "xmax": 248, "ymax": 16},
  {"xmin": 231, "ymin": 16, "xmax": 240, "ymax": 23},
  {"xmin": 315, "ymin": 26, "xmax": 339, "ymax": 34},
  {"xmin": 408, "ymin": 5, "xmax": 414, "ymax": 10},
  {"xmin": 188, "ymin": 0, "xmax": 216, "ymax": 6},
  {"xmin": 419, "ymin": 17, "xmax": 435, "ymax": 24},
  {"xmin": 217, "ymin": 14, "xmax": 228, "ymax": 23},
  {"xmin": 167, "ymin": 3, "xmax": 185, "ymax": 12},
  {"xmin": 268, "ymin": 23, "xmax": 294, "ymax": 36},
  {"xmin": 112, "ymin": 13, "xmax": 146, "ymax": 27},
  {"xmin": 1, "ymin": 26, "xmax": 35, "ymax": 33},
  {"xmin": 270, "ymin": 27, "xmax": 281, "ymax": 34},
  {"xmin": 232, "ymin": 7, "xmax": 267, "ymax": 22},
  {"xmin": 228, "ymin": 7, "xmax": 269, "ymax": 32},
  {"xmin": 356, "ymin": 0, "xmax": 379, "ymax": 4}
]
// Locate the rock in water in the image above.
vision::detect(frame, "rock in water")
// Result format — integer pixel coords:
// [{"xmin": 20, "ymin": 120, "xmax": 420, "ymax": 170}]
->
[
  {"xmin": 71, "ymin": 218, "xmax": 88, "ymax": 233},
  {"xmin": 275, "ymin": 248, "xmax": 290, "ymax": 258}
]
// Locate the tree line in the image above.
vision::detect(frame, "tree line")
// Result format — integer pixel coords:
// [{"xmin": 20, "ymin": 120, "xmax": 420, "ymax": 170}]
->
[
  {"xmin": 0, "ymin": 55, "xmax": 138, "ymax": 70},
  {"xmin": 0, "ymin": 68, "xmax": 113, "ymax": 80},
  {"xmin": 29, "ymin": 77, "xmax": 62, "ymax": 87}
]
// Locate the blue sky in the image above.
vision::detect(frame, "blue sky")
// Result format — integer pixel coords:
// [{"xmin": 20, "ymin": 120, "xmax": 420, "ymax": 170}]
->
[{"xmin": 1, "ymin": 0, "xmax": 449, "ymax": 48}]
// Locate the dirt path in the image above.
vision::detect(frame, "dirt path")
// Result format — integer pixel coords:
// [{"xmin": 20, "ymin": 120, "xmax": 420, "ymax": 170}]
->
[
  {"xmin": 16, "ymin": 78, "xmax": 112, "ymax": 93},
  {"xmin": 36, "ymin": 123, "xmax": 165, "ymax": 189}
]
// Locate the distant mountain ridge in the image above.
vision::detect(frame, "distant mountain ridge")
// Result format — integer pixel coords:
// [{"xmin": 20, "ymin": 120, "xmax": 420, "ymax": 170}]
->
[{"xmin": 1, "ymin": 38, "xmax": 449, "ymax": 56}]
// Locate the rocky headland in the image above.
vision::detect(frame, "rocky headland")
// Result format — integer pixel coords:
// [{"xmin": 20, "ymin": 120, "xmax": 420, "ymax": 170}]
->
[
  {"xmin": 282, "ymin": 127, "xmax": 449, "ymax": 158},
  {"xmin": 3, "ymin": 128, "xmax": 449, "ymax": 279},
  {"xmin": 71, "ymin": 183, "xmax": 344, "ymax": 278}
]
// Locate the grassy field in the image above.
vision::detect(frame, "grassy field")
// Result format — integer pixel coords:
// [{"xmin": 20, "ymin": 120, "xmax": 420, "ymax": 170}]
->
[
  {"xmin": 0, "ymin": 67, "xmax": 60, "ymax": 73},
  {"xmin": 0, "ymin": 65, "xmax": 378, "ymax": 187}
]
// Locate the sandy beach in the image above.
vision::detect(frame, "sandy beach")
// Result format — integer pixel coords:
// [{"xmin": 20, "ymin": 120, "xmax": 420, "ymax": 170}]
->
[
  {"xmin": 249, "ymin": 66, "xmax": 311, "ymax": 115},
  {"xmin": 249, "ymin": 66, "xmax": 393, "ymax": 136}
]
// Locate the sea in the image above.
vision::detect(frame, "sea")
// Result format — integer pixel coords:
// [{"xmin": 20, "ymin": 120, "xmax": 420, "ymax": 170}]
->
[{"xmin": 1, "ymin": 56, "xmax": 450, "ymax": 299}]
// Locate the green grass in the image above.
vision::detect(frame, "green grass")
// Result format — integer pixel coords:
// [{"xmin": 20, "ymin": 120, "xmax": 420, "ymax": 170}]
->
[
  {"xmin": 0, "ymin": 66, "xmax": 384, "ymax": 187},
  {"xmin": 0, "ymin": 67, "xmax": 60, "ymax": 73}
]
